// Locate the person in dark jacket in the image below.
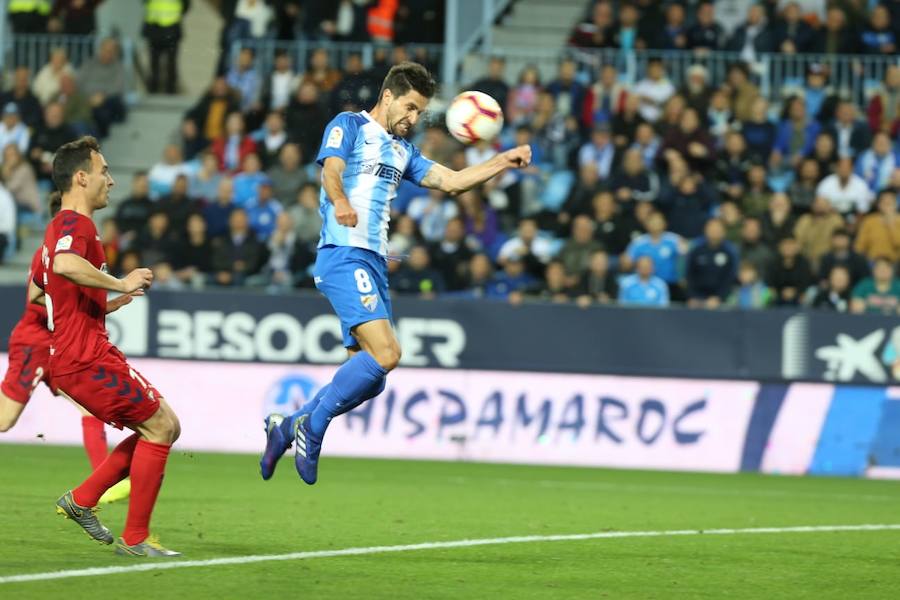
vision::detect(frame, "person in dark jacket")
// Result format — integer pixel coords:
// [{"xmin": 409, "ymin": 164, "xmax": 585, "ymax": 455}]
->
[
  {"xmin": 285, "ymin": 81, "xmax": 329, "ymax": 165},
  {"xmin": 817, "ymin": 228, "xmax": 870, "ymax": 288},
  {"xmin": 811, "ymin": 265, "xmax": 852, "ymax": 311},
  {"xmin": 686, "ymin": 218, "xmax": 739, "ymax": 308},
  {"xmin": 115, "ymin": 171, "xmax": 154, "ymax": 243},
  {"xmin": 211, "ymin": 208, "xmax": 266, "ymax": 286},
  {"xmin": 768, "ymin": 236, "xmax": 814, "ymax": 306},
  {"xmin": 772, "ymin": 2, "xmax": 815, "ymax": 54}
]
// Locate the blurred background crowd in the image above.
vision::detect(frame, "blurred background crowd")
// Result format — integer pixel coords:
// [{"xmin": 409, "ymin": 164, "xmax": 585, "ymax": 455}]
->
[{"xmin": 3, "ymin": 0, "xmax": 900, "ymax": 315}]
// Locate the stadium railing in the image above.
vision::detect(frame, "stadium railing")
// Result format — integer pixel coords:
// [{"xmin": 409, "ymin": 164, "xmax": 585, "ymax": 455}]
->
[{"xmin": 2, "ymin": 34, "xmax": 137, "ymax": 96}]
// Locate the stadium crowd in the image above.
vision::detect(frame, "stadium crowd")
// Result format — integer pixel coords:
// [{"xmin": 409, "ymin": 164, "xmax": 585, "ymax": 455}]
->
[{"xmin": 3, "ymin": 0, "xmax": 900, "ymax": 315}]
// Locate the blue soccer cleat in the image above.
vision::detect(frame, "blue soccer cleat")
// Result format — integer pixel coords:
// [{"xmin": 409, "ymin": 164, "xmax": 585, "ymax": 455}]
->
[
  {"xmin": 293, "ymin": 414, "xmax": 323, "ymax": 485},
  {"xmin": 260, "ymin": 414, "xmax": 291, "ymax": 480}
]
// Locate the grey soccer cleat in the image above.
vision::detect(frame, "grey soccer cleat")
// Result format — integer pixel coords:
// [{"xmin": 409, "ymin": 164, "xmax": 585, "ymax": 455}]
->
[
  {"xmin": 55, "ymin": 490, "xmax": 114, "ymax": 544},
  {"xmin": 115, "ymin": 535, "xmax": 182, "ymax": 558}
]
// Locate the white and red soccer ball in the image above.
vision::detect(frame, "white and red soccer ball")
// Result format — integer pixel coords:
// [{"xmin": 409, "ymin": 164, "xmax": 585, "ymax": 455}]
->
[{"xmin": 445, "ymin": 91, "xmax": 504, "ymax": 144}]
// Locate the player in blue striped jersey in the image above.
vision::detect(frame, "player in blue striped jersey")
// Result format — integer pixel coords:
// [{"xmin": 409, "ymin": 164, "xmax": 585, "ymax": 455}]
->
[{"xmin": 261, "ymin": 62, "xmax": 532, "ymax": 484}]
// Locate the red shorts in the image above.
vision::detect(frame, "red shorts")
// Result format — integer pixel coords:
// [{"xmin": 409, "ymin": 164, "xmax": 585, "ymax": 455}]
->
[
  {"xmin": 53, "ymin": 347, "xmax": 161, "ymax": 429},
  {"xmin": 1, "ymin": 342, "xmax": 52, "ymax": 404}
]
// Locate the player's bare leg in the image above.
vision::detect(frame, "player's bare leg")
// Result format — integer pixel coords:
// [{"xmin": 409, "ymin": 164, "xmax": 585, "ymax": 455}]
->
[{"xmin": 0, "ymin": 392, "xmax": 27, "ymax": 432}]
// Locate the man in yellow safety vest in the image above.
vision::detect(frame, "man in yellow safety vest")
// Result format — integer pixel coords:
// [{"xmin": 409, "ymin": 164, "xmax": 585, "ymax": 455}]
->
[
  {"xmin": 8, "ymin": 0, "xmax": 52, "ymax": 34},
  {"xmin": 142, "ymin": 0, "xmax": 191, "ymax": 94}
]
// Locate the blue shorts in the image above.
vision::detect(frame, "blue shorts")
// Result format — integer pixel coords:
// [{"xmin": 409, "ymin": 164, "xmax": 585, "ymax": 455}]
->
[{"xmin": 314, "ymin": 245, "xmax": 393, "ymax": 348}]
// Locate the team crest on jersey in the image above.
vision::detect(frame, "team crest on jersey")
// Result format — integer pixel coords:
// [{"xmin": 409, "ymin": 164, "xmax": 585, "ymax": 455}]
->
[
  {"xmin": 360, "ymin": 294, "xmax": 379, "ymax": 312},
  {"xmin": 55, "ymin": 235, "xmax": 73, "ymax": 252},
  {"xmin": 326, "ymin": 126, "xmax": 344, "ymax": 148},
  {"xmin": 391, "ymin": 140, "xmax": 406, "ymax": 159}
]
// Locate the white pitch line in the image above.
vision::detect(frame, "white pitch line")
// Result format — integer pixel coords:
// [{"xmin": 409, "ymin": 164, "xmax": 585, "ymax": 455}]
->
[{"xmin": 2, "ymin": 524, "xmax": 899, "ymax": 585}]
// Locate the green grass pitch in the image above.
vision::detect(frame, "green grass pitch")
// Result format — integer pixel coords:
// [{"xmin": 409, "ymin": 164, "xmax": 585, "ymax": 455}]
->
[{"xmin": 1, "ymin": 444, "xmax": 900, "ymax": 599}]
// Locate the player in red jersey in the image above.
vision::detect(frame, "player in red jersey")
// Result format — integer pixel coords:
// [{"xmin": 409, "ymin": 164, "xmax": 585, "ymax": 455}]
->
[
  {"xmin": 32, "ymin": 137, "xmax": 182, "ymax": 557},
  {"xmin": 1, "ymin": 192, "xmax": 132, "ymax": 504}
]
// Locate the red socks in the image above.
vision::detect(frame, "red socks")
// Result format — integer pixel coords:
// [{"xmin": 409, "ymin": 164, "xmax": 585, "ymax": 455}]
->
[
  {"xmin": 81, "ymin": 416, "xmax": 108, "ymax": 469},
  {"xmin": 72, "ymin": 433, "xmax": 139, "ymax": 507},
  {"xmin": 122, "ymin": 440, "xmax": 171, "ymax": 546}
]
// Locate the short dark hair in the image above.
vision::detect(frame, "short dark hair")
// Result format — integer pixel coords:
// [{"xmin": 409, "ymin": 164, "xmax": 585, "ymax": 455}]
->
[
  {"xmin": 52, "ymin": 136, "xmax": 100, "ymax": 193},
  {"xmin": 379, "ymin": 62, "xmax": 436, "ymax": 102},
  {"xmin": 48, "ymin": 191, "xmax": 62, "ymax": 217}
]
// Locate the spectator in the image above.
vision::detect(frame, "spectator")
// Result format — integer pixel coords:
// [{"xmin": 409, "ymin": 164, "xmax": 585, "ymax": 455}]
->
[
  {"xmin": 582, "ymin": 63, "xmax": 629, "ymax": 129},
  {"xmin": 570, "ymin": 0, "xmax": 615, "ymax": 48},
  {"xmin": 815, "ymin": 6, "xmax": 859, "ymax": 54},
  {"xmin": 867, "ymin": 66, "xmax": 900, "ymax": 137},
  {"xmin": 727, "ymin": 3, "xmax": 774, "ymax": 61},
  {"xmin": 459, "ymin": 188, "xmax": 502, "ymax": 258},
  {"xmin": 714, "ymin": 131, "xmax": 752, "ymax": 202},
  {"xmin": 143, "ymin": 0, "xmax": 188, "ymax": 94},
  {"xmin": 685, "ymin": 218, "xmax": 738, "ymax": 308},
  {"xmin": 232, "ymin": 153, "xmax": 268, "ymax": 207},
  {"xmin": 860, "ymin": 4, "xmax": 896, "ymax": 55},
  {"xmin": 52, "ymin": 0, "xmax": 102, "ymax": 34},
  {"xmin": 815, "ymin": 156, "xmax": 873, "ymax": 218},
  {"xmin": 727, "ymin": 63, "xmax": 760, "ymax": 124},
  {"xmin": 610, "ymin": 2, "xmax": 648, "ymax": 50},
  {"xmin": 0, "ymin": 184, "xmax": 15, "ymax": 261},
  {"xmin": 57, "ymin": 74, "xmax": 94, "ymax": 135},
  {"xmin": 623, "ymin": 210, "xmax": 682, "ymax": 288},
  {"xmin": 818, "ymin": 228, "xmax": 870, "ymax": 287},
  {"xmin": 300, "ymin": 48, "xmax": 342, "ymax": 94},
  {"xmin": 329, "ymin": 53, "xmax": 377, "ymax": 114},
  {"xmin": 773, "ymin": 1, "xmax": 815, "ymax": 54},
  {"xmin": 211, "ymin": 208, "xmax": 265, "ymax": 286},
  {"xmin": 285, "ymin": 82, "xmax": 329, "ymax": 164},
  {"xmin": 629, "ymin": 122, "xmax": 660, "ymax": 167},
  {"xmin": 226, "ymin": 47, "xmax": 261, "ymax": 113},
  {"xmin": 856, "ymin": 131, "xmax": 898, "ymax": 193},
  {"xmin": 794, "ymin": 195, "xmax": 845, "ymax": 271},
  {"xmin": 115, "ymin": 172, "xmax": 154, "ymax": 242},
  {"xmin": 138, "ymin": 210, "xmax": 179, "ymax": 267},
  {"xmin": 761, "ymin": 192, "xmax": 797, "ymax": 246},
  {"xmin": 486, "ymin": 255, "xmax": 536, "ymax": 301},
  {"xmin": 851, "ymin": 256, "xmax": 900, "ymax": 314},
  {"xmin": 558, "ymin": 215, "xmax": 604, "ymax": 283},
  {"xmin": 559, "ymin": 163, "xmax": 600, "ymax": 225},
  {"xmin": 470, "ymin": 57, "xmax": 510, "ymax": 115},
  {"xmin": 719, "ymin": 200, "xmax": 744, "ymax": 245},
  {"xmin": 149, "ymin": 143, "xmax": 191, "ymax": 199},
  {"xmin": 655, "ymin": 2, "xmax": 688, "ymax": 50},
  {"xmin": 686, "ymin": 2, "xmax": 725, "ymax": 53},
  {"xmin": 660, "ymin": 107, "xmax": 716, "ymax": 173},
  {"xmin": 288, "ymin": 182, "xmax": 322, "ymax": 246},
  {"xmin": 633, "ymin": 59, "xmax": 675, "ymax": 123},
  {"xmin": 729, "ymin": 261, "xmax": 772, "ymax": 309},
  {"xmin": 740, "ymin": 97, "xmax": 776, "ymax": 163},
  {"xmin": 546, "ymin": 58, "xmax": 585, "ymax": 120},
  {"xmin": 188, "ymin": 152, "xmax": 223, "ymax": 202},
  {"xmin": 507, "ymin": 65, "xmax": 541, "ymax": 126},
  {"xmin": 233, "ymin": 0, "xmax": 274, "ymax": 39},
  {"xmin": 826, "ymin": 101, "xmax": 870, "ymax": 159},
  {"xmin": 811, "ymin": 265, "xmax": 852, "ymax": 311},
  {"xmin": 407, "ymin": 188, "xmax": 459, "ymax": 243},
  {"xmin": 388, "ymin": 214, "xmax": 421, "ymax": 257},
  {"xmin": 245, "ymin": 180, "xmax": 283, "ymax": 242},
  {"xmin": 1, "ymin": 143, "xmax": 40, "ymax": 214},
  {"xmin": 32, "ymin": 48, "xmax": 74, "ymax": 105},
  {"xmin": 261, "ymin": 51, "xmax": 299, "ymax": 112},
  {"xmin": 773, "ymin": 96, "xmax": 820, "ymax": 170},
  {"xmin": 807, "ymin": 133, "xmax": 837, "ymax": 185},
  {"xmin": 611, "ymin": 147, "xmax": 660, "ymax": 205},
  {"xmin": 658, "ymin": 172, "xmax": 715, "ymax": 239},
  {"xmin": 173, "ymin": 212, "xmax": 213, "ymax": 286},
  {"xmin": 0, "ymin": 104, "xmax": 30, "ymax": 154},
  {"xmin": 739, "ymin": 217, "xmax": 775, "ymax": 281},
  {"xmin": 252, "ymin": 111, "xmax": 288, "ymax": 170},
  {"xmin": 257, "ymin": 212, "xmax": 311, "ymax": 291},
  {"xmin": 497, "ymin": 218, "xmax": 553, "ymax": 279},
  {"xmin": 707, "ymin": 89, "xmax": 734, "ymax": 144},
  {"xmin": 578, "ymin": 250, "xmax": 618, "ymax": 304},
  {"xmin": 530, "ymin": 260, "xmax": 579, "ymax": 304},
  {"xmin": 789, "ymin": 159, "xmax": 821, "ymax": 215},
  {"xmin": 656, "ymin": 94, "xmax": 687, "ymax": 141},
  {"xmin": 611, "ymin": 94, "xmax": 645, "ymax": 151},
  {"xmin": 267, "ymin": 143, "xmax": 310, "ymax": 206},
  {"xmin": 429, "ymin": 217, "xmax": 474, "ymax": 292},
  {"xmin": 393, "ymin": 245, "xmax": 446, "ymax": 297},
  {"xmin": 99, "ymin": 218, "xmax": 120, "ymax": 272},
  {"xmin": 204, "ymin": 177, "xmax": 236, "ymax": 239},
  {"xmin": 592, "ymin": 190, "xmax": 641, "ymax": 256},
  {"xmin": 768, "ymin": 236, "xmax": 814, "ymax": 306},
  {"xmin": 619, "ymin": 255, "xmax": 670, "ymax": 307},
  {"xmin": 855, "ymin": 190, "xmax": 900, "ymax": 262},
  {"xmin": 578, "ymin": 122, "xmax": 616, "ymax": 180},
  {"xmin": 212, "ymin": 112, "xmax": 257, "ymax": 173},
  {"xmin": 158, "ymin": 174, "xmax": 196, "ymax": 234},
  {"xmin": 0, "ymin": 67, "xmax": 43, "ymax": 129},
  {"xmin": 77, "ymin": 38, "xmax": 127, "ymax": 138},
  {"xmin": 802, "ymin": 64, "xmax": 838, "ymax": 124},
  {"xmin": 186, "ymin": 77, "xmax": 240, "ymax": 146},
  {"xmin": 533, "ymin": 95, "xmax": 581, "ymax": 171}
]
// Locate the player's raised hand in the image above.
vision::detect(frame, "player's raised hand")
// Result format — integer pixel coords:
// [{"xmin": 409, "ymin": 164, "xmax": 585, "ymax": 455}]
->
[
  {"xmin": 120, "ymin": 268, "xmax": 153, "ymax": 294},
  {"xmin": 106, "ymin": 289, "xmax": 144, "ymax": 314},
  {"xmin": 501, "ymin": 145, "xmax": 532, "ymax": 169},
  {"xmin": 334, "ymin": 197, "xmax": 358, "ymax": 227}
]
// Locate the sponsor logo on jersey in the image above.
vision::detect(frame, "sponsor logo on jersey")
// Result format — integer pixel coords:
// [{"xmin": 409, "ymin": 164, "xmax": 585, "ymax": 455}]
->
[
  {"xmin": 55, "ymin": 235, "xmax": 73, "ymax": 252},
  {"xmin": 391, "ymin": 140, "xmax": 406, "ymax": 159},
  {"xmin": 326, "ymin": 126, "xmax": 344, "ymax": 149},
  {"xmin": 372, "ymin": 163, "xmax": 402, "ymax": 185},
  {"xmin": 360, "ymin": 294, "xmax": 379, "ymax": 312}
]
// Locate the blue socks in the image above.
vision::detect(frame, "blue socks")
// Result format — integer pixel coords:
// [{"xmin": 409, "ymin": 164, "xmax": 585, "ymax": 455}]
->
[{"xmin": 282, "ymin": 352, "xmax": 388, "ymax": 439}]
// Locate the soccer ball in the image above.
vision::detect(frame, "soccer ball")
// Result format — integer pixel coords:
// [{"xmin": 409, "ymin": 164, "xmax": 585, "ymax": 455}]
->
[{"xmin": 445, "ymin": 91, "xmax": 504, "ymax": 144}]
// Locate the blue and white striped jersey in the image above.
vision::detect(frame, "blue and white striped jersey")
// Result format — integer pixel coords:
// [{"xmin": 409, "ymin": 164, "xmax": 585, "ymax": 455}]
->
[{"xmin": 315, "ymin": 111, "xmax": 434, "ymax": 256}]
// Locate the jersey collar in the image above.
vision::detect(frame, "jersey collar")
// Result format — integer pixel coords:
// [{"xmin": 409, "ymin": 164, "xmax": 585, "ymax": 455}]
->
[{"xmin": 361, "ymin": 110, "xmax": 396, "ymax": 141}]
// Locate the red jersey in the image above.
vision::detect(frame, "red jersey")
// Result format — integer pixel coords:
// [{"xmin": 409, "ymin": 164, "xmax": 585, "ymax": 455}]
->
[
  {"xmin": 8, "ymin": 249, "xmax": 51, "ymax": 348},
  {"xmin": 42, "ymin": 210, "xmax": 110, "ymax": 377}
]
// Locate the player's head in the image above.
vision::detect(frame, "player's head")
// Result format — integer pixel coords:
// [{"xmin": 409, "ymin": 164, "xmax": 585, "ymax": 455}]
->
[
  {"xmin": 376, "ymin": 61, "xmax": 436, "ymax": 136},
  {"xmin": 52, "ymin": 136, "xmax": 114, "ymax": 209}
]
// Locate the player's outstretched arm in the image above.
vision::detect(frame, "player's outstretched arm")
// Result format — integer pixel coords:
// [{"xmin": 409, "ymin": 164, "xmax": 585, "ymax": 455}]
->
[
  {"xmin": 322, "ymin": 156, "xmax": 358, "ymax": 227},
  {"xmin": 54, "ymin": 253, "xmax": 153, "ymax": 293},
  {"xmin": 420, "ymin": 145, "xmax": 532, "ymax": 195}
]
